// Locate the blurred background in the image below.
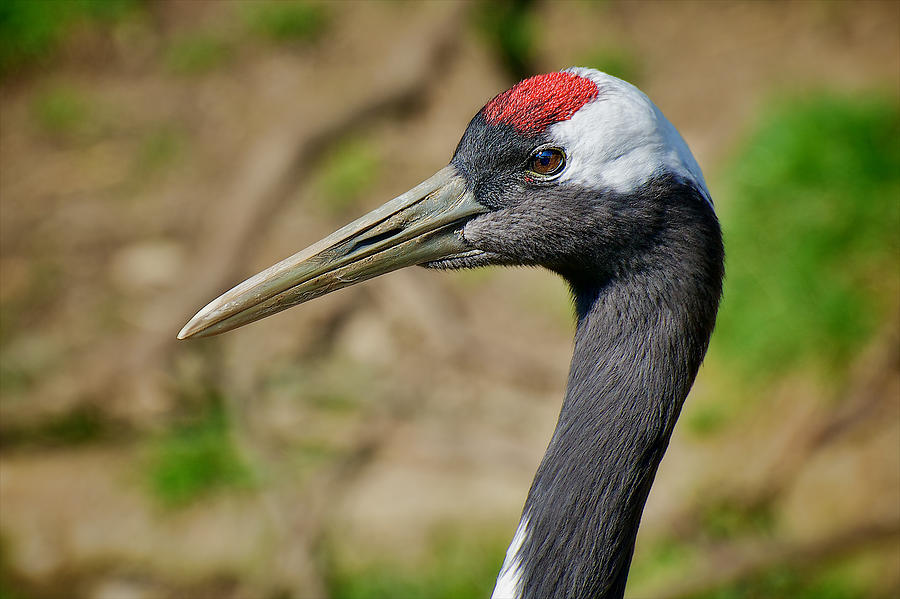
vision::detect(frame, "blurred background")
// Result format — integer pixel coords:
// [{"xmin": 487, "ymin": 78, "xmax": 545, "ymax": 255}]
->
[{"xmin": 1, "ymin": 1, "xmax": 898, "ymax": 598}]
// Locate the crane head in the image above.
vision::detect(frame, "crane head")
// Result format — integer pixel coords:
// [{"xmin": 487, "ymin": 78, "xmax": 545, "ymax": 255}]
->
[{"xmin": 178, "ymin": 68, "xmax": 712, "ymax": 339}]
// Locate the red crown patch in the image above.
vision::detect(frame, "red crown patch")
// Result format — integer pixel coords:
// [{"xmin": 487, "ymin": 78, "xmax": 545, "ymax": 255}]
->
[{"xmin": 483, "ymin": 72, "xmax": 599, "ymax": 136}]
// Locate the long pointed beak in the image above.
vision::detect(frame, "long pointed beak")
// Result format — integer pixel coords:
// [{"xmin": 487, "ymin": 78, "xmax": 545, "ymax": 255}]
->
[{"xmin": 178, "ymin": 166, "xmax": 485, "ymax": 339}]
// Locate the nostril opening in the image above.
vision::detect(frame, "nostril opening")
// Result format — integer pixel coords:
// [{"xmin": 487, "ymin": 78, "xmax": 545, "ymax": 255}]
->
[{"xmin": 349, "ymin": 227, "xmax": 405, "ymax": 254}]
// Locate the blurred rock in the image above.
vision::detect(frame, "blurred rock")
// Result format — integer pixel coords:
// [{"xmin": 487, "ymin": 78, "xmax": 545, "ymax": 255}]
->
[
  {"xmin": 108, "ymin": 240, "xmax": 185, "ymax": 294},
  {"xmin": 90, "ymin": 577, "xmax": 158, "ymax": 599}
]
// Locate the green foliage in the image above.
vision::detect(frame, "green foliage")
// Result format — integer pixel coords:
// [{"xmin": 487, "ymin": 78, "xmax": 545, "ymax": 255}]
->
[
  {"xmin": 0, "ymin": 581, "xmax": 28, "ymax": 599},
  {"xmin": 0, "ymin": 0, "xmax": 138, "ymax": 77},
  {"xmin": 245, "ymin": 1, "xmax": 329, "ymax": 44},
  {"xmin": 712, "ymin": 93, "xmax": 900, "ymax": 385},
  {"xmin": 0, "ymin": 407, "xmax": 109, "ymax": 449},
  {"xmin": 39, "ymin": 408, "xmax": 106, "ymax": 445},
  {"xmin": 0, "ymin": 359, "xmax": 31, "ymax": 397},
  {"xmin": 304, "ymin": 392, "xmax": 359, "ymax": 413},
  {"xmin": 699, "ymin": 499, "xmax": 776, "ymax": 540},
  {"xmin": 144, "ymin": 399, "xmax": 254, "ymax": 508},
  {"xmin": 164, "ymin": 34, "xmax": 231, "ymax": 75},
  {"xmin": 0, "ymin": 336, "xmax": 51, "ymax": 396},
  {"xmin": 135, "ymin": 126, "xmax": 183, "ymax": 174},
  {"xmin": 627, "ymin": 537, "xmax": 698, "ymax": 591},
  {"xmin": 630, "ymin": 539, "xmax": 889, "ymax": 599},
  {"xmin": 315, "ymin": 139, "xmax": 379, "ymax": 215},
  {"xmin": 325, "ymin": 528, "xmax": 506, "ymax": 599},
  {"xmin": 684, "ymin": 398, "xmax": 732, "ymax": 437},
  {"xmin": 30, "ymin": 84, "xmax": 91, "ymax": 140},
  {"xmin": 475, "ymin": 0, "xmax": 536, "ymax": 80},
  {"xmin": 690, "ymin": 563, "xmax": 870, "ymax": 599},
  {"xmin": 0, "ymin": 536, "xmax": 28, "ymax": 599}
]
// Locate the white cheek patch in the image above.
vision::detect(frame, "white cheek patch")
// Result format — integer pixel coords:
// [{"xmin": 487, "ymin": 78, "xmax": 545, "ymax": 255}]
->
[{"xmin": 552, "ymin": 68, "xmax": 713, "ymax": 209}]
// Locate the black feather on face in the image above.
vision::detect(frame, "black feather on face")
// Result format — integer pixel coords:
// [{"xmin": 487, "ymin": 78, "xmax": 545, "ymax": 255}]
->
[
  {"xmin": 451, "ymin": 112, "xmax": 541, "ymax": 208},
  {"xmin": 439, "ymin": 110, "xmax": 717, "ymax": 298}
]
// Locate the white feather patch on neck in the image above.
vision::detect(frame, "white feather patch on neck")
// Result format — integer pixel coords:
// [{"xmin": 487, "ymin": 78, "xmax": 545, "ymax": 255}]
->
[
  {"xmin": 491, "ymin": 516, "xmax": 529, "ymax": 599},
  {"xmin": 552, "ymin": 68, "xmax": 713, "ymax": 209}
]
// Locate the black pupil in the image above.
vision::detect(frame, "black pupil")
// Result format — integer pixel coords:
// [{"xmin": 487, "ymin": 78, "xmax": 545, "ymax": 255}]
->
[{"xmin": 532, "ymin": 149, "xmax": 562, "ymax": 175}]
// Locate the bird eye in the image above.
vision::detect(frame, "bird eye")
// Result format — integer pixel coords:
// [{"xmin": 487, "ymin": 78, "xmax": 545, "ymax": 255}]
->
[{"xmin": 527, "ymin": 148, "xmax": 565, "ymax": 177}]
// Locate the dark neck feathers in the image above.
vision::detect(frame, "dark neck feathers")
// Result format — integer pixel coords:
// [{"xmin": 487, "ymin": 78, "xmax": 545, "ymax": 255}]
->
[{"xmin": 515, "ymin": 183, "xmax": 723, "ymax": 599}]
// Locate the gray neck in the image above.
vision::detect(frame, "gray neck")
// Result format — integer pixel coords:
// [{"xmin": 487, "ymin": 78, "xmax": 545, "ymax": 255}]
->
[{"xmin": 492, "ymin": 197, "xmax": 723, "ymax": 599}]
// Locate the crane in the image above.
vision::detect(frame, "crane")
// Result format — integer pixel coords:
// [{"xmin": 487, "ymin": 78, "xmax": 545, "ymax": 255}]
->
[{"xmin": 178, "ymin": 68, "xmax": 724, "ymax": 599}]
